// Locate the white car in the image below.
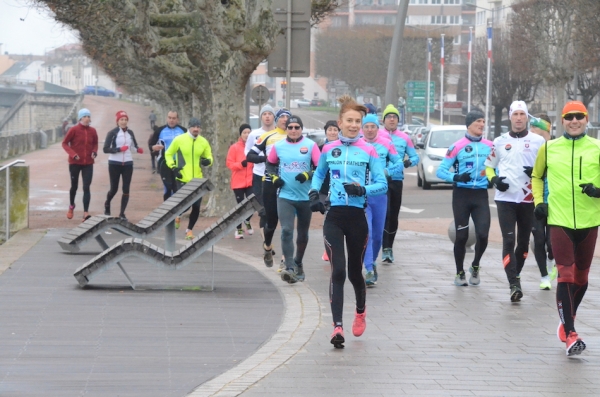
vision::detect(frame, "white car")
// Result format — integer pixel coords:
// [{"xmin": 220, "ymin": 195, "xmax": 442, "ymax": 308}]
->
[
  {"xmin": 416, "ymin": 125, "xmax": 467, "ymax": 189},
  {"xmin": 292, "ymin": 99, "xmax": 311, "ymax": 108}
]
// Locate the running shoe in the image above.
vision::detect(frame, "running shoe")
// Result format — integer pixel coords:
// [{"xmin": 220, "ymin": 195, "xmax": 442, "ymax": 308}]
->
[
  {"xmin": 548, "ymin": 261, "xmax": 558, "ymax": 281},
  {"xmin": 234, "ymin": 229, "xmax": 244, "ymax": 239},
  {"xmin": 566, "ymin": 332, "xmax": 586, "ymax": 356},
  {"xmin": 67, "ymin": 205, "xmax": 75, "ymax": 219},
  {"xmin": 175, "ymin": 216, "xmax": 181, "ymax": 230},
  {"xmin": 330, "ymin": 326, "xmax": 345, "ymax": 348},
  {"xmin": 373, "ymin": 264, "xmax": 378, "ymax": 283},
  {"xmin": 281, "ymin": 264, "xmax": 299, "ymax": 284},
  {"xmin": 365, "ymin": 271, "xmax": 376, "ymax": 287},
  {"xmin": 277, "ymin": 259, "xmax": 285, "ymax": 273},
  {"xmin": 454, "ymin": 272, "xmax": 468, "ymax": 286},
  {"xmin": 263, "ymin": 245, "xmax": 274, "ymax": 268},
  {"xmin": 82, "ymin": 212, "xmax": 91, "ymax": 222},
  {"xmin": 185, "ymin": 230, "xmax": 194, "ymax": 240},
  {"xmin": 244, "ymin": 221, "xmax": 254, "ymax": 235},
  {"xmin": 510, "ymin": 285, "xmax": 523, "ymax": 302},
  {"xmin": 540, "ymin": 276, "xmax": 551, "ymax": 290},
  {"xmin": 352, "ymin": 309, "xmax": 367, "ymax": 337},
  {"xmin": 469, "ymin": 266, "xmax": 480, "ymax": 285},
  {"xmin": 104, "ymin": 202, "xmax": 110, "ymax": 216},
  {"xmin": 557, "ymin": 322, "xmax": 567, "ymax": 343},
  {"xmin": 322, "ymin": 250, "xmax": 329, "ymax": 261},
  {"xmin": 295, "ymin": 263, "xmax": 305, "ymax": 282},
  {"xmin": 119, "ymin": 214, "xmax": 127, "ymax": 221},
  {"xmin": 382, "ymin": 248, "xmax": 393, "ymax": 264}
]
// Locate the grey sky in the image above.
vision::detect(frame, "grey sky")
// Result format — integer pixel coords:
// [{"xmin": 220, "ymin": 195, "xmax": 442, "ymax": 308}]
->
[{"xmin": 0, "ymin": 0, "xmax": 78, "ymax": 55}]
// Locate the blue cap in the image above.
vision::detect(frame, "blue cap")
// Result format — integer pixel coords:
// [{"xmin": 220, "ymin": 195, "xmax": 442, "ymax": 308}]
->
[
  {"xmin": 275, "ymin": 108, "xmax": 291, "ymax": 122},
  {"xmin": 78, "ymin": 108, "xmax": 91, "ymax": 120},
  {"xmin": 362, "ymin": 113, "xmax": 379, "ymax": 127}
]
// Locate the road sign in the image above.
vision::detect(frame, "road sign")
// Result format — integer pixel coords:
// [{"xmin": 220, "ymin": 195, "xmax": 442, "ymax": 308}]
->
[
  {"xmin": 272, "ymin": 0, "xmax": 311, "ymax": 23},
  {"xmin": 407, "ymin": 89, "xmax": 435, "ymax": 98},
  {"xmin": 405, "ymin": 80, "xmax": 435, "ymax": 90},
  {"xmin": 251, "ymin": 85, "xmax": 270, "ymax": 106}
]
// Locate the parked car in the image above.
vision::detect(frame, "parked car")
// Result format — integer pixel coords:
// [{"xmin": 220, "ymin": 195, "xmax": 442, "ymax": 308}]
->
[
  {"xmin": 293, "ymin": 99, "xmax": 311, "ymax": 108},
  {"xmin": 82, "ymin": 85, "xmax": 116, "ymax": 97},
  {"xmin": 412, "ymin": 126, "xmax": 430, "ymax": 147},
  {"xmin": 416, "ymin": 125, "xmax": 467, "ymax": 190},
  {"xmin": 411, "ymin": 116, "xmax": 425, "ymax": 126},
  {"xmin": 310, "ymin": 99, "xmax": 326, "ymax": 107}
]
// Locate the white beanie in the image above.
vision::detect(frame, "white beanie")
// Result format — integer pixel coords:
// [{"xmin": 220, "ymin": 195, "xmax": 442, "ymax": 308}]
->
[{"xmin": 509, "ymin": 101, "xmax": 528, "ymax": 118}]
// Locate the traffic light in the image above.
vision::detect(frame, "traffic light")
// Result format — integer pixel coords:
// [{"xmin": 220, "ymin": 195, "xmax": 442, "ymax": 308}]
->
[{"xmin": 281, "ymin": 80, "xmax": 287, "ymax": 90}]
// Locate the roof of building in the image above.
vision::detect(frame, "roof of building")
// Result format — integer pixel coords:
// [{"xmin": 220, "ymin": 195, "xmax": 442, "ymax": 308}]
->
[{"xmin": 1, "ymin": 61, "xmax": 28, "ymax": 77}]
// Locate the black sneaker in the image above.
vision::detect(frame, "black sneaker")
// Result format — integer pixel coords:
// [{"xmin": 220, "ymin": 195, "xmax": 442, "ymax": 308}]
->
[
  {"xmin": 263, "ymin": 246, "xmax": 274, "ymax": 268},
  {"xmin": 104, "ymin": 201, "xmax": 110, "ymax": 216},
  {"xmin": 295, "ymin": 263, "xmax": 305, "ymax": 282},
  {"xmin": 510, "ymin": 285, "xmax": 523, "ymax": 302},
  {"xmin": 281, "ymin": 263, "xmax": 299, "ymax": 284}
]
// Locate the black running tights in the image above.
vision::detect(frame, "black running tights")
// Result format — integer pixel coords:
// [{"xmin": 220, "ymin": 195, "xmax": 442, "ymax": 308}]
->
[{"xmin": 69, "ymin": 164, "xmax": 93, "ymax": 211}]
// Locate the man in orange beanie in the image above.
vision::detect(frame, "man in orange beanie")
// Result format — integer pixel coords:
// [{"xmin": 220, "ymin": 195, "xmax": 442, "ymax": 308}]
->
[{"xmin": 532, "ymin": 101, "xmax": 600, "ymax": 356}]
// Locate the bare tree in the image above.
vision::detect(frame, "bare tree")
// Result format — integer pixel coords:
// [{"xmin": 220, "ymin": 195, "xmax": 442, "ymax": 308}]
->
[{"xmin": 33, "ymin": 0, "xmax": 339, "ymax": 215}]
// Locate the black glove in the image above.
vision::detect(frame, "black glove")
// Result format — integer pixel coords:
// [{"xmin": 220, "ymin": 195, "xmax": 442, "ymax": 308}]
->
[
  {"xmin": 272, "ymin": 175, "xmax": 284, "ymax": 188},
  {"xmin": 403, "ymin": 159, "xmax": 412, "ymax": 168},
  {"xmin": 295, "ymin": 172, "xmax": 309, "ymax": 183},
  {"xmin": 200, "ymin": 158, "xmax": 211, "ymax": 166},
  {"xmin": 343, "ymin": 182, "xmax": 366, "ymax": 197},
  {"xmin": 579, "ymin": 183, "xmax": 600, "ymax": 198},
  {"xmin": 491, "ymin": 176, "xmax": 509, "ymax": 192},
  {"xmin": 172, "ymin": 167, "xmax": 183, "ymax": 179},
  {"xmin": 534, "ymin": 203, "xmax": 548, "ymax": 220},
  {"xmin": 523, "ymin": 166, "xmax": 533, "ymax": 178},
  {"xmin": 309, "ymin": 189, "xmax": 325, "ymax": 214},
  {"xmin": 241, "ymin": 160, "xmax": 248, "ymax": 167},
  {"xmin": 453, "ymin": 172, "xmax": 472, "ymax": 183}
]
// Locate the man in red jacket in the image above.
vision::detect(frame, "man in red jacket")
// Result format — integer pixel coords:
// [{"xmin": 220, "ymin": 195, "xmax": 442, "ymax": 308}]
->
[
  {"xmin": 62, "ymin": 108, "xmax": 98, "ymax": 221},
  {"xmin": 227, "ymin": 123, "xmax": 255, "ymax": 238}
]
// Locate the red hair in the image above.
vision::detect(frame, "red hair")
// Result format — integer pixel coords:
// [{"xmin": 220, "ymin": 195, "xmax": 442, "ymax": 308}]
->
[{"xmin": 338, "ymin": 95, "xmax": 367, "ymax": 118}]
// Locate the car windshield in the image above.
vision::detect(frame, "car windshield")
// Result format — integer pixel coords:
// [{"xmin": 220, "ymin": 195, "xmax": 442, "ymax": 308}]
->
[{"xmin": 428, "ymin": 130, "xmax": 465, "ymax": 148}]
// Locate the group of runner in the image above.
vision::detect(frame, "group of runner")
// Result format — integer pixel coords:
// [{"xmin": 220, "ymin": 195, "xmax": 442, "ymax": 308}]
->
[{"xmin": 439, "ymin": 99, "xmax": 600, "ymax": 356}]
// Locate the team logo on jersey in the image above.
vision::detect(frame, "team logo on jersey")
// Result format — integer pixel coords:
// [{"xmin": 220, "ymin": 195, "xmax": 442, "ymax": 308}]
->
[
  {"xmin": 466, "ymin": 161, "xmax": 474, "ymax": 170},
  {"xmin": 505, "ymin": 144, "xmax": 512, "ymax": 151},
  {"xmin": 352, "ymin": 170, "xmax": 360, "ymax": 177},
  {"xmin": 465, "ymin": 145, "xmax": 473, "ymax": 153},
  {"xmin": 299, "ymin": 146, "xmax": 308, "ymax": 154},
  {"xmin": 332, "ymin": 148, "xmax": 342, "ymax": 158},
  {"xmin": 332, "ymin": 169, "xmax": 341, "ymax": 179},
  {"xmin": 256, "ymin": 137, "xmax": 263, "ymax": 144},
  {"xmin": 525, "ymin": 143, "xmax": 529, "ymax": 148}
]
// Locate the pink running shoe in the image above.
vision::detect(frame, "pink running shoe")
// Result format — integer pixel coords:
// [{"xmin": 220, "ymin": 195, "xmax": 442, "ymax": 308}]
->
[
  {"xmin": 566, "ymin": 331, "xmax": 586, "ymax": 356},
  {"xmin": 330, "ymin": 326, "xmax": 344, "ymax": 348},
  {"xmin": 352, "ymin": 309, "xmax": 367, "ymax": 337}
]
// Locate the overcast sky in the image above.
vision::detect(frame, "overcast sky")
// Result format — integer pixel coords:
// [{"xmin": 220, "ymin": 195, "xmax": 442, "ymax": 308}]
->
[{"xmin": 0, "ymin": 0, "xmax": 78, "ymax": 55}]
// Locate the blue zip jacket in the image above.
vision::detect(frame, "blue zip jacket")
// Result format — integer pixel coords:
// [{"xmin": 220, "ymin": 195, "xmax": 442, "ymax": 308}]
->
[
  {"xmin": 436, "ymin": 133, "xmax": 493, "ymax": 189},
  {"xmin": 388, "ymin": 129, "xmax": 419, "ymax": 181},
  {"xmin": 362, "ymin": 134, "xmax": 403, "ymax": 179},
  {"xmin": 267, "ymin": 136, "xmax": 321, "ymax": 201},
  {"xmin": 311, "ymin": 139, "xmax": 387, "ymax": 208}
]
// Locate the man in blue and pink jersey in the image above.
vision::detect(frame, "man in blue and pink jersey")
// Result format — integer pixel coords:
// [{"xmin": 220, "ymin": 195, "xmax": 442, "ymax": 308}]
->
[
  {"xmin": 380, "ymin": 104, "xmax": 420, "ymax": 264},
  {"xmin": 361, "ymin": 114, "xmax": 403, "ymax": 286},
  {"xmin": 266, "ymin": 115, "xmax": 320, "ymax": 284},
  {"xmin": 437, "ymin": 110, "xmax": 493, "ymax": 287}
]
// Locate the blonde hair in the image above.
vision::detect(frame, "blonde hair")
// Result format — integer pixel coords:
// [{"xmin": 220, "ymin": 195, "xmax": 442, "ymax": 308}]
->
[{"xmin": 338, "ymin": 95, "xmax": 367, "ymax": 119}]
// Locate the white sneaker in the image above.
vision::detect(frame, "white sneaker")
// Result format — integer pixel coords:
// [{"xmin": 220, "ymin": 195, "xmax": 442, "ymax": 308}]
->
[
  {"xmin": 234, "ymin": 229, "xmax": 244, "ymax": 239},
  {"xmin": 244, "ymin": 221, "xmax": 254, "ymax": 235},
  {"xmin": 540, "ymin": 275, "xmax": 551, "ymax": 290}
]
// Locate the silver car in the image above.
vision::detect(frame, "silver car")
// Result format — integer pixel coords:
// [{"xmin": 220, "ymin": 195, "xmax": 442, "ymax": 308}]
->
[{"xmin": 416, "ymin": 125, "xmax": 467, "ymax": 189}]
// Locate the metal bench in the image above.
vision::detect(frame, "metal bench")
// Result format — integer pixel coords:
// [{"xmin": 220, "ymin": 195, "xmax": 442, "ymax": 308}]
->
[
  {"xmin": 73, "ymin": 195, "xmax": 261, "ymax": 289},
  {"xmin": 58, "ymin": 178, "xmax": 214, "ymax": 253}
]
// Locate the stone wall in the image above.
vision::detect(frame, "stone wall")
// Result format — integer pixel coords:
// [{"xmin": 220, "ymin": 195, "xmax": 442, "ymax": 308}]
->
[
  {"xmin": 0, "ymin": 165, "xmax": 29, "ymax": 242},
  {"xmin": 0, "ymin": 127, "xmax": 62, "ymax": 161}
]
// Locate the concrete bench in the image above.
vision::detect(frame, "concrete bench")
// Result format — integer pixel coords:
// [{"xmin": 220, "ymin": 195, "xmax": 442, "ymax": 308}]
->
[
  {"xmin": 73, "ymin": 195, "xmax": 261, "ymax": 288},
  {"xmin": 58, "ymin": 178, "xmax": 214, "ymax": 253}
]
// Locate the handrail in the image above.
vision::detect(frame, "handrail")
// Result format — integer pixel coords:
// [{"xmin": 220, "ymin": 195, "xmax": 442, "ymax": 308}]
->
[{"xmin": 2, "ymin": 159, "xmax": 26, "ymax": 242}]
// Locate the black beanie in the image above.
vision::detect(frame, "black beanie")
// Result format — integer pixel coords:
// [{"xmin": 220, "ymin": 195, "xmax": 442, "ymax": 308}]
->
[
  {"xmin": 286, "ymin": 115, "xmax": 303, "ymax": 129},
  {"xmin": 465, "ymin": 110, "xmax": 485, "ymax": 128},
  {"xmin": 324, "ymin": 120, "xmax": 339, "ymax": 131},
  {"xmin": 239, "ymin": 123, "xmax": 251, "ymax": 135}
]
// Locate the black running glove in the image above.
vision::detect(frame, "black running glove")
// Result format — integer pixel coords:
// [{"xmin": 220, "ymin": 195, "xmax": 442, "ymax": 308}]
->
[
  {"xmin": 343, "ymin": 182, "xmax": 366, "ymax": 197},
  {"xmin": 271, "ymin": 175, "xmax": 284, "ymax": 188},
  {"xmin": 491, "ymin": 176, "xmax": 509, "ymax": 192},
  {"xmin": 295, "ymin": 172, "xmax": 310, "ymax": 183},
  {"xmin": 579, "ymin": 183, "xmax": 600, "ymax": 198},
  {"xmin": 309, "ymin": 189, "xmax": 325, "ymax": 214},
  {"xmin": 523, "ymin": 166, "xmax": 533, "ymax": 178},
  {"xmin": 403, "ymin": 159, "xmax": 412, "ymax": 168},
  {"xmin": 200, "ymin": 158, "xmax": 212, "ymax": 166},
  {"xmin": 453, "ymin": 172, "xmax": 472, "ymax": 183},
  {"xmin": 171, "ymin": 167, "xmax": 183, "ymax": 179},
  {"xmin": 534, "ymin": 203, "xmax": 548, "ymax": 220},
  {"xmin": 241, "ymin": 160, "xmax": 248, "ymax": 167}
]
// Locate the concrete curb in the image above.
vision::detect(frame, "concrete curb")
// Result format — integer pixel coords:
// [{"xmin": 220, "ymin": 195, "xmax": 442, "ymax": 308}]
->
[
  {"xmin": 188, "ymin": 246, "xmax": 322, "ymax": 397},
  {"xmin": 0, "ymin": 228, "xmax": 46, "ymax": 275}
]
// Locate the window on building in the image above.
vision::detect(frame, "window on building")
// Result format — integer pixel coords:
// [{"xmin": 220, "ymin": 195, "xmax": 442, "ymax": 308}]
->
[
  {"xmin": 431, "ymin": 15, "xmax": 446, "ymax": 24},
  {"xmin": 410, "ymin": 0, "xmax": 428, "ymax": 4},
  {"xmin": 382, "ymin": 0, "xmax": 397, "ymax": 4},
  {"xmin": 431, "ymin": 0, "xmax": 441, "ymax": 4},
  {"xmin": 453, "ymin": 35, "xmax": 461, "ymax": 44},
  {"xmin": 448, "ymin": 15, "xmax": 461, "ymax": 24},
  {"xmin": 476, "ymin": 10, "xmax": 486, "ymax": 26},
  {"xmin": 444, "ymin": 0, "xmax": 460, "ymax": 4},
  {"xmin": 384, "ymin": 15, "xmax": 396, "ymax": 24}
]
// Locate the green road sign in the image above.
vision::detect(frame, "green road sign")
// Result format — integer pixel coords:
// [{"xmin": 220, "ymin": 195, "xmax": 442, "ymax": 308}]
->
[
  {"xmin": 407, "ymin": 106, "xmax": 434, "ymax": 113},
  {"xmin": 405, "ymin": 80, "xmax": 435, "ymax": 90},
  {"xmin": 406, "ymin": 98, "xmax": 434, "ymax": 106},
  {"xmin": 407, "ymin": 89, "xmax": 435, "ymax": 98}
]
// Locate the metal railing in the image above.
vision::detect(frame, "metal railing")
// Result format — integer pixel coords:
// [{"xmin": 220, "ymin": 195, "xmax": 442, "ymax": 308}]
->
[{"xmin": 1, "ymin": 160, "xmax": 25, "ymax": 241}]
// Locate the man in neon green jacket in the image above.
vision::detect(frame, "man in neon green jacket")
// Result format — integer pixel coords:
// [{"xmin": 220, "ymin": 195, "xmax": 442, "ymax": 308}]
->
[
  {"xmin": 165, "ymin": 117, "xmax": 213, "ymax": 240},
  {"xmin": 532, "ymin": 101, "xmax": 600, "ymax": 357}
]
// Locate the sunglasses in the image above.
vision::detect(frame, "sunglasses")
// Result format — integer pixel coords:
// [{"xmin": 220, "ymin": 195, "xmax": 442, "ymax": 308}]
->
[
  {"xmin": 287, "ymin": 125, "xmax": 302, "ymax": 130},
  {"xmin": 563, "ymin": 113, "xmax": 586, "ymax": 121}
]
